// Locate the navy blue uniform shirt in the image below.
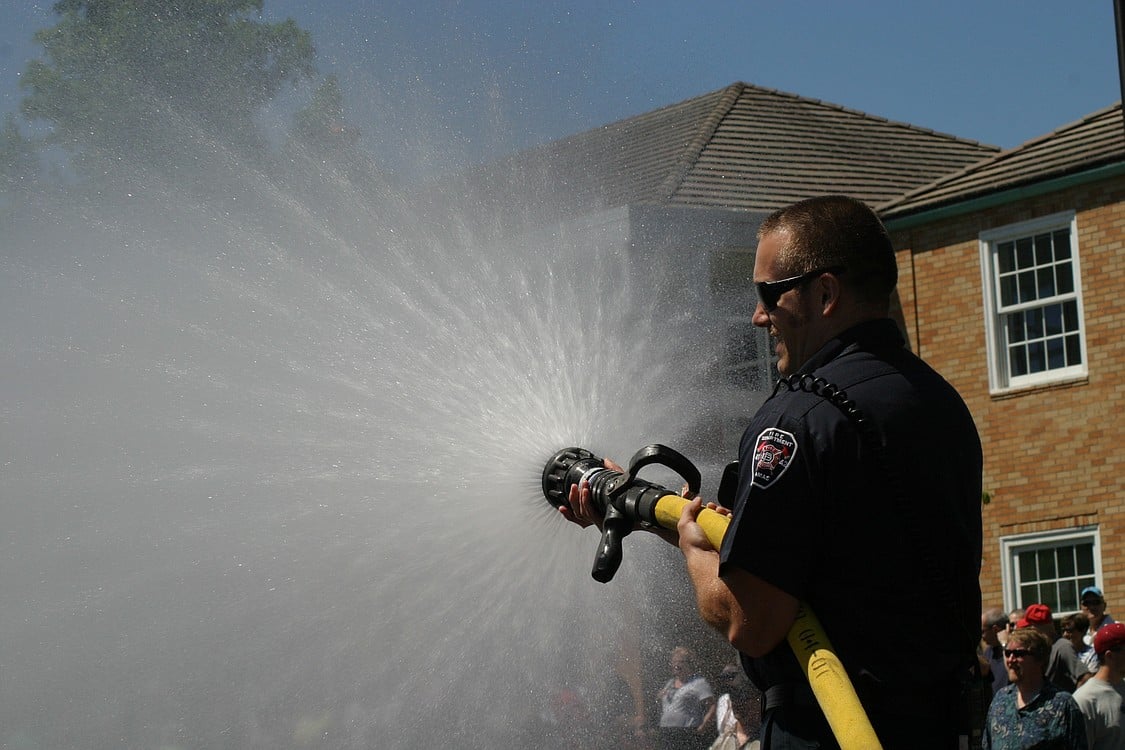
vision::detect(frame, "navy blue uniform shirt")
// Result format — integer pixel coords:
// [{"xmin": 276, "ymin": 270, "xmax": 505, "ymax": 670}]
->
[{"xmin": 718, "ymin": 318, "xmax": 983, "ymax": 741}]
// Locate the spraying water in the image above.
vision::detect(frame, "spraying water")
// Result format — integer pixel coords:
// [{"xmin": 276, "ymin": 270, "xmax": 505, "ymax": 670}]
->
[{"xmin": 0, "ymin": 122, "xmax": 750, "ymax": 746}]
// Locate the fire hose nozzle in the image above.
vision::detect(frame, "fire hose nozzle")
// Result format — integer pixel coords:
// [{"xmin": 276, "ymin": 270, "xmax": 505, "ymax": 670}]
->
[{"xmin": 541, "ymin": 444, "xmax": 701, "ymax": 582}]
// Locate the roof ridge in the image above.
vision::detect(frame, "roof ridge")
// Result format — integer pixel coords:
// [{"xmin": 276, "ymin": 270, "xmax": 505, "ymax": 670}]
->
[
  {"xmin": 652, "ymin": 82, "xmax": 745, "ymax": 202},
  {"xmin": 729, "ymin": 82, "xmax": 1000, "ymax": 151},
  {"xmin": 879, "ymin": 102, "xmax": 1124, "ymax": 213}
]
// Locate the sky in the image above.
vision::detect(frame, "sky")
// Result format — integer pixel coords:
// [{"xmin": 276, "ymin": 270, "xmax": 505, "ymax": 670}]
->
[{"xmin": 0, "ymin": 1, "xmax": 1121, "ymax": 179}]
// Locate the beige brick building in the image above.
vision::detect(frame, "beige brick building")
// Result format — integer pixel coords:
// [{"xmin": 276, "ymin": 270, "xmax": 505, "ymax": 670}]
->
[{"xmin": 881, "ymin": 105, "xmax": 1125, "ymax": 615}]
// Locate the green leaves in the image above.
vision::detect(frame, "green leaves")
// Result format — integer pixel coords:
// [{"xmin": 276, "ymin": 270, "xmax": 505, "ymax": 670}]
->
[{"xmin": 19, "ymin": 0, "xmax": 316, "ymax": 177}]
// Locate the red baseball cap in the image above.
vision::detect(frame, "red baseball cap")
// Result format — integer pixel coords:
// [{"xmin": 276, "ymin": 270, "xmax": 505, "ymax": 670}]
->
[
  {"xmin": 1017, "ymin": 603, "xmax": 1053, "ymax": 628},
  {"xmin": 1095, "ymin": 622, "xmax": 1125, "ymax": 656}
]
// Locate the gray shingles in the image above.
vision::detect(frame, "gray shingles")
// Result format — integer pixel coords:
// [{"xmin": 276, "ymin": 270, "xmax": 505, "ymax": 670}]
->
[
  {"xmin": 879, "ymin": 104, "xmax": 1125, "ymax": 217},
  {"xmin": 461, "ymin": 83, "xmax": 1000, "ymax": 222}
]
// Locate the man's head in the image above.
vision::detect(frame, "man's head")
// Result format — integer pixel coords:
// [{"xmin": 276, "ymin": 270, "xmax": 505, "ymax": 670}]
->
[
  {"xmin": 1094, "ymin": 622, "xmax": 1125, "ymax": 680},
  {"xmin": 1081, "ymin": 586, "xmax": 1108, "ymax": 623},
  {"xmin": 752, "ymin": 196, "xmax": 897, "ymax": 374},
  {"xmin": 981, "ymin": 608, "xmax": 1007, "ymax": 647},
  {"xmin": 1004, "ymin": 627, "xmax": 1051, "ymax": 686},
  {"xmin": 1060, "ymin": 613, "xmax": 1090, "ymax": 650},
  {"xmin": 1018, "ymin": 603, "xmax": 1055, "ymax": 635},
  {"xmin": 1095, "ymin": 622, "xmax": 1125, "ymax": 656},
  {"xmin": 670, "ymin": 646, "xmax": 698, "ymax": 677}
]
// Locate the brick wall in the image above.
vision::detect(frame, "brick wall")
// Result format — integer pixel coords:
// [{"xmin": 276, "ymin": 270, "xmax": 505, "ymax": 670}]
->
[{"xmin": 890, "ymin": 177, "xmax": 1125, "ymax": 610}]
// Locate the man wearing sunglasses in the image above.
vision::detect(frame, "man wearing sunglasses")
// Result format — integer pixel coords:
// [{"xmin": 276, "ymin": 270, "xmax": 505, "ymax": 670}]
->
[
  {"xmin": 674, "ymin": 196, "xmax": 983, "ymax": 748},
  {"xmin": 982, "ymin": 627, "xmax": 1087, "ymax": 749},
  {"xmin": 565, "ymin": 196, "xmax": 982, "ymax": 747}
]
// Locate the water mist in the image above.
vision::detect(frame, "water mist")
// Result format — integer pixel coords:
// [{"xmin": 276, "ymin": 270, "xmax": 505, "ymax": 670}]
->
[{"xmin": 0, "ymin": 124, "xmax": 743, "ymax": 747}]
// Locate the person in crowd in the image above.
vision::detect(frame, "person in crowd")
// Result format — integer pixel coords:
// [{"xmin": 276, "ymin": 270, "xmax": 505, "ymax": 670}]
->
[
  {"xmin": 1021, "ymin": 603, "xmax": 1092, "ymax": 693},
  {"xmin": 1083, "ymin": 588, "xmax": 1117, "ymax": 647},
  {"xmin": 713, "ymin": 663, "xmax": 761, "ymax": 750},
  {"xmin": 1008, "ymin": 608, "xmax": 1026, "ymax": 642},
  {"xmin": 563, "ymin": 195, "xmax": 983, "ymax": 748},
  {"xmin": 1061, "ymin": 612, "xmax": 1099, "ymax": 676},
  {"xmin": 1073, "ymin": 622, "xmax": 1125, "ymax": 749},
  {"xmin": 983, "ymin": 608, "xmax": 1013, "ymax": 695},
  {"xmin": 982, "ymin": 627, "xmax": 1087, "ymax": 749},
  {"xmin": 655, "ymin": 646, "xmax": 715, "ymax": 750}
]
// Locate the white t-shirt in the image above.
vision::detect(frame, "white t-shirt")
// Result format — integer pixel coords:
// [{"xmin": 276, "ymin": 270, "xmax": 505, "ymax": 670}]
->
[{"xmin": 1073, "ymin": 676, "xmax": 1125, "ymax": 750}]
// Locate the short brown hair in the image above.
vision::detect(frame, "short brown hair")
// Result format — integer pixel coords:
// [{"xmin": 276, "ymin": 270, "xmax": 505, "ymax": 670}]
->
[
  {"xmin": 1061, "ymin": 613, "xmax": 1090, "ymax": 634},
  {"xmin": 757, "ymin": 195, "xmax": 897, "ymax": 306},
  {"xmin": 1007, "ymin": 627, "xmax": 1052, "ymax": 662}
]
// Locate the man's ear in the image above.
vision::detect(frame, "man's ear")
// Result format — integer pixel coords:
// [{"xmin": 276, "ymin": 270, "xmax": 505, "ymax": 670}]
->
[{"xmin": 819, "ymin": 273, "xmax": 841, "ymax": 314}]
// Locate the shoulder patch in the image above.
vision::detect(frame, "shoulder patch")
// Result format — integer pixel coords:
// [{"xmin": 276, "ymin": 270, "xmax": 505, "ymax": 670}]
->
[{"xmin": 751, "ymin": 427, "xmax": 798, "ymax": 489}]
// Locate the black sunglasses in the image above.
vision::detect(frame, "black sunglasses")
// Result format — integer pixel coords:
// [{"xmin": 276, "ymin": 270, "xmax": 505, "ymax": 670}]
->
[
  {"xmin": 755, "ymin": 266, "xmax": 846, "ymax": 311},
  {"xmin": 1003, "ymin": 648, "xmax": 1033, "ymax": 659}
]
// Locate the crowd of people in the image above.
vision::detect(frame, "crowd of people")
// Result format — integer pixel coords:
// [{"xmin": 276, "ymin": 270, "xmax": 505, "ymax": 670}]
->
[{"xmin": 978, "ymin": 587, "xmax": 1125, "ymax": 749}]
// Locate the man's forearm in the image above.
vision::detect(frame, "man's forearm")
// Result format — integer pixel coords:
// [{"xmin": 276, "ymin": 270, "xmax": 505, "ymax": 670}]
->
[{"xmin": 681, "ymin": 544, "xmax": 739, "ymax": 640}]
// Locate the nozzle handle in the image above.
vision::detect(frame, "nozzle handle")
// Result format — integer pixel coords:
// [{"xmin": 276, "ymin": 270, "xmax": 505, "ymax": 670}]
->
[
  {"xmin": 617, "ymin": 444, "xmax": 701, "ymax": 498},
  {"xmin": 591, "ymin": 505, "xmax": 630, "ymax": 583}
]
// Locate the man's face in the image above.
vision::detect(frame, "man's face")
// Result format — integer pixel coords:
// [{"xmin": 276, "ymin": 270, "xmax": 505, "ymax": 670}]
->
[
  {"xmin": 670, "ymin": 652, "xmax": 688, "ymax": 676},
  {"xmin": 981, "ymin": 617, "xmax": 1001, "ymax": 647},
  {"xmin": 1004, "ymin": 643, "xmax": 1042, "ymax": 685},
  {"xmin": 1062, "ymin": 623, "xmax": 1085, "ymax": 648},
  {"xmin": 752, "ymin": 230, "xmax": 827, "ymax": 376},
  {"xmin": 1082, "ymin": 596, "xmax": 1106, "ymax": 620}
]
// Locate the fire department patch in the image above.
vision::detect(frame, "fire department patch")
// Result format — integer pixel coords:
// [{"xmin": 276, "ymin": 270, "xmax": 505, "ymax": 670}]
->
[{"xmin": 751, "ymin": 427, "xmax": 797, "ymax": 489}]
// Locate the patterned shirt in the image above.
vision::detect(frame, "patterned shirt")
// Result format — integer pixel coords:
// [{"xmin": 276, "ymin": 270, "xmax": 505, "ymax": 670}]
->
[{"xmin": 982, "ymin": 681, "xmax": 1088, "ymax": 750}]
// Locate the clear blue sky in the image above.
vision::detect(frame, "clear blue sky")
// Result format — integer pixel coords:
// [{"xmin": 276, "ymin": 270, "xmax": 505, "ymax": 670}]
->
[{"xmin": 1, "ymin": 1, "xmax": 1120, "ymax": 178}]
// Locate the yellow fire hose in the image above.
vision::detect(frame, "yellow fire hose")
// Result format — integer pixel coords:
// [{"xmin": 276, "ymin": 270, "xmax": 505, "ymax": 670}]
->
[{"xmin": 652, "ymin": 494, "xmax": 883, "ymax": 750}]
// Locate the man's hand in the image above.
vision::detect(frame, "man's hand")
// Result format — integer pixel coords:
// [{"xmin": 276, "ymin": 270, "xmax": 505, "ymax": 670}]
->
[{"xmin": 557, "ymin": 457, "xmax": 624, "ymax": 529}]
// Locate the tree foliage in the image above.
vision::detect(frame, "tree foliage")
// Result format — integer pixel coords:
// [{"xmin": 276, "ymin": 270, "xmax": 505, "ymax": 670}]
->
[
  {"xmin": 0, "ymin": 115, "xmax": 40, "ymax": 193},
  {"xmin": 20, "ymin": 0, "xmax": 316, "ymax": 176}
]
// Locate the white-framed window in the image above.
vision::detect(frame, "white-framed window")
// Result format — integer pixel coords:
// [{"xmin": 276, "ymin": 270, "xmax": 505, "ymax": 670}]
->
[
  {"xmin": 979, "ymin": 211, "xmax": 1087, "ymax": 393},
  {"xmin": 1000, "ymin": 527, "xmax": 1101, "ymax": 614}
]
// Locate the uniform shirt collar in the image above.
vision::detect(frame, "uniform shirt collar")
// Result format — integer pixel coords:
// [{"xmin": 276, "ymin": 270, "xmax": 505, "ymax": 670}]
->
[{"xmin": 795, "ymin": 318, "xmax": 905, "ymax": 375}]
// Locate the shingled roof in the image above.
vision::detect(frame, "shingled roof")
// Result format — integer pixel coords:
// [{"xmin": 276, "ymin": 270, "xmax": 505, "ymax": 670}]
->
[
  {"xmin": 879, "ymin": 104, "xmax": 1125, "ymax": 218},
  {"xmin": 462, "ymin": 82, "xmax": 999, "ymax": 221}
]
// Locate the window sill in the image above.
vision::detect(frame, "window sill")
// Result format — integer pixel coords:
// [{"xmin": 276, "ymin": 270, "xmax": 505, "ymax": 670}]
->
[{"xmin": 989, "ymin": 374, "xmax": 1089, "ymax": 400}]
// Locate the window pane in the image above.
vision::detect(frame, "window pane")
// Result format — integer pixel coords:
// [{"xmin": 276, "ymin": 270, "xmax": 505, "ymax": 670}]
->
[
  {"xmin": 1045, "ymin": 305, "xmax": 1063, "ymax": 336},
  {"xmin": 997, "ymin": 241, "xmax": 1016, "ymax": 273},
  {"xmin": 1066, "ymin": 334, "xmax": 1082, "ymax": 365},
  {"xmin": 1009, "ymin": 346, "xmax": 1027, "ymax": 377},
  {"xmin": 1034, "ymin": 233, "xmax": 1054, "ymax": 265},
  {"xmin": 1006, "ymin": 313, "xmax": 1026, "ymax": 343},
  {"xmin": 1060, "ymin": 580, "xmax": 1078, "ymax": 610},
  {"xmin": 1059, "ymin": 548, "xmax": 1076, "ymax": 577},
  {"xmin": 1047, "ymin": 337, "xmax": 1065, "ymax": 369},
  {"xmin": 1020, "ymin": 584, "xmax": 1038, "ymax": 606},
  {"xmin": 1028, "ymin": 341, "xmax": 1046, "ymax": 373},
  {"xmin": 1077, "ymin": 544, "xmax": 1095, "ymax": 574},
  {"xmin": 1000, "ymin": 275, "xmax": 1018, "ymax": 306},
  {"xmin": 1063, "ymin": 300, "xmax": 1079, "ymax": 330},
  {"xmin": 1053, "ymin": 229, "xmax": 1071, "ymax": 260},
  {"xmin": 1025, "ymin": 308, "xmax": 1044, "ymax": 338},
  {"xmin": 1056, "ymin": 262, "xmax": 1075, "ymax": 294},
  {"xmin": 1037, "ymin": 266, "xmax": 1055, "ymax": 297},
  {"xmin": 1018, "ymin": 270, "xmax": 1038, "ymax": 302},
  {"xmin": 1016, "ymin": 237, "xmax": 1034, "ymax": 268},
  {"xmin": 1020, "ymin": 553, "xmax": 1039, "ymax": 581},
  {"xmin": 1038, "ymin": 549, "xmax": 1058, "ymax": 579}
]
